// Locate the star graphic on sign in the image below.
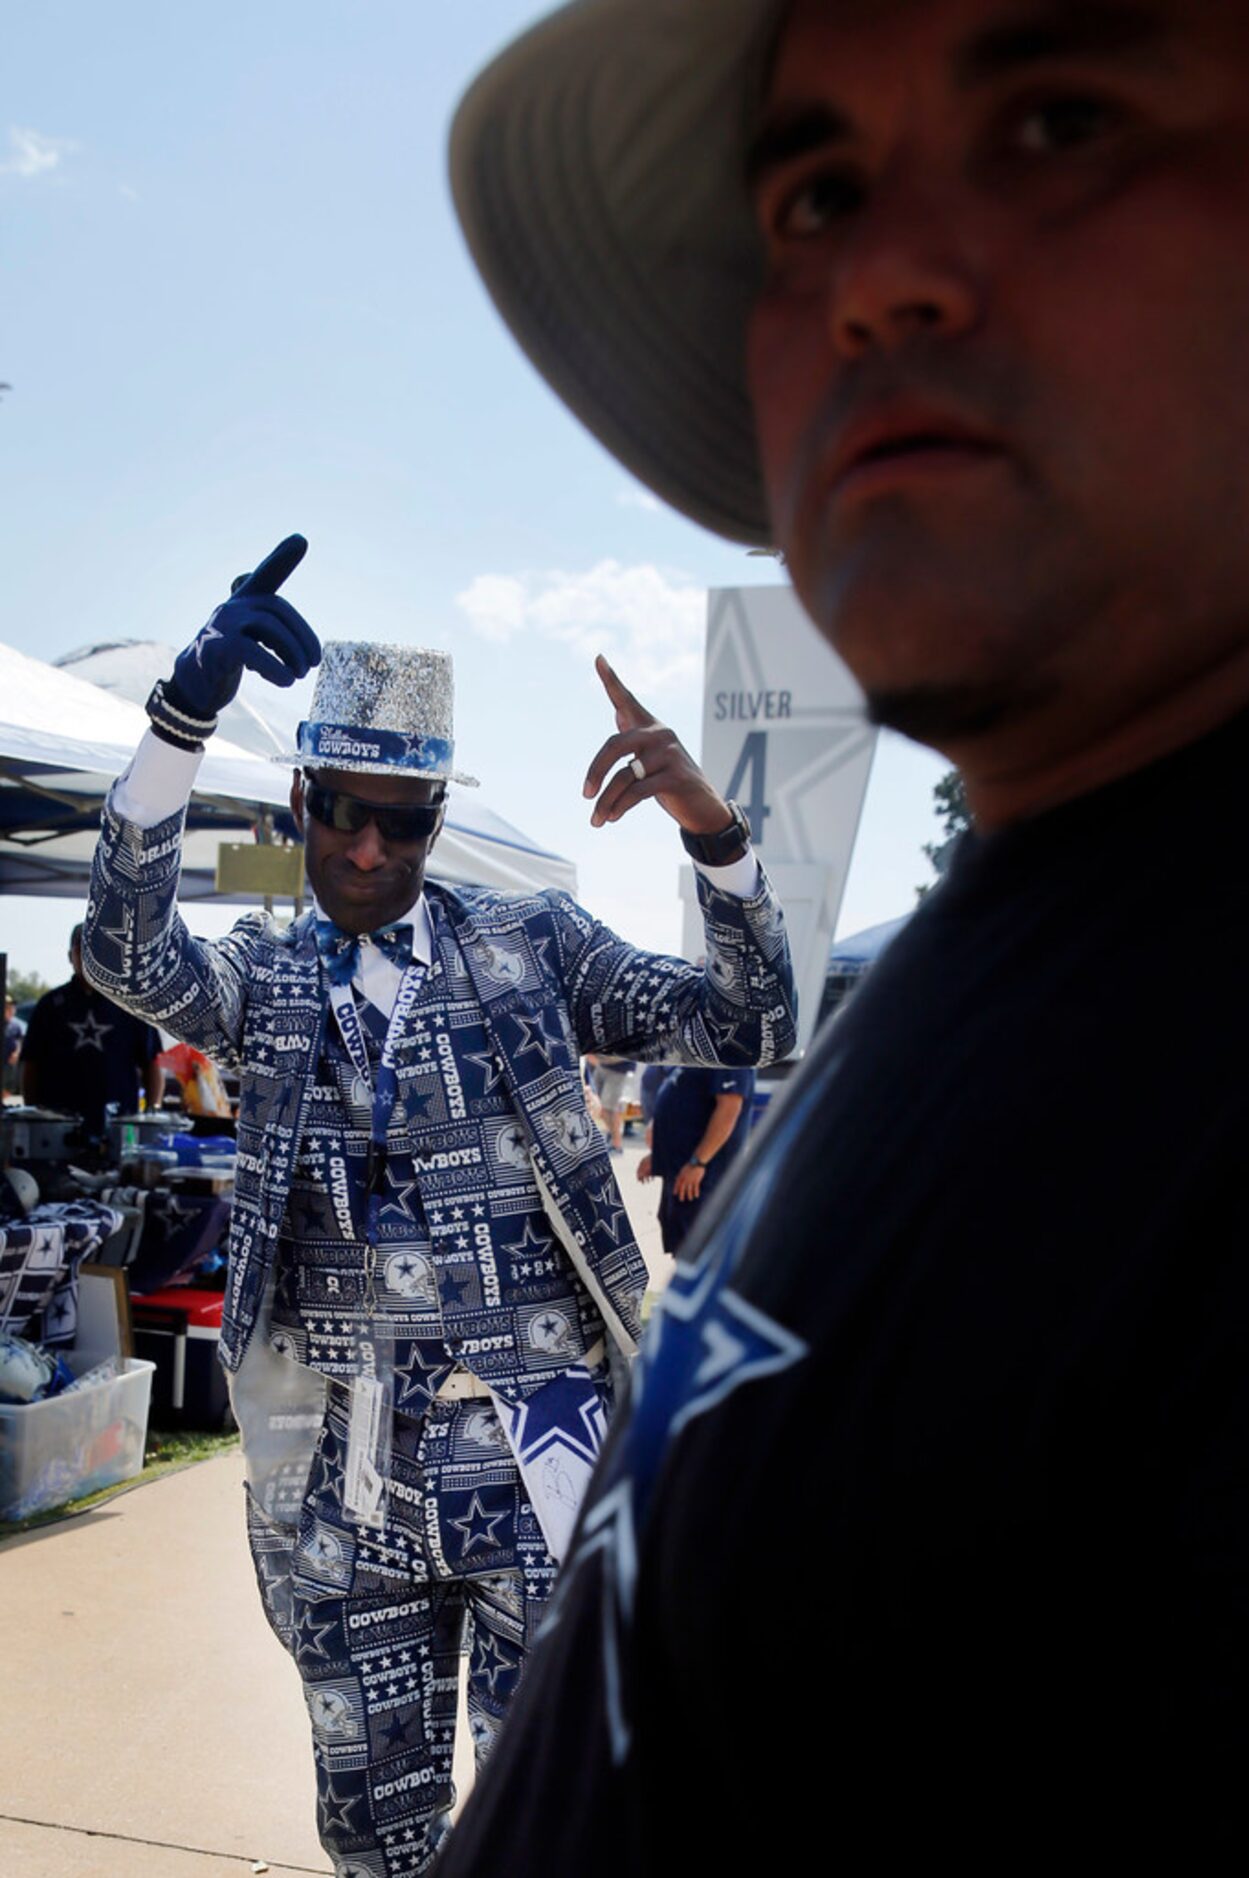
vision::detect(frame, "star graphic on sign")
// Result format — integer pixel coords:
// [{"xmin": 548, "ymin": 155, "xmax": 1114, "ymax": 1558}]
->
[
  {"xmin": 449, "ymin": 1492, "xmax": 508, "ymax": 1557},
  {"xmin": 69, "ymin": 1009, "xmax": 113, "ymax": 1052},
  {"xmin": 239, "ymin": 1084, "xmax": 267, "ymax": 1121},
  {"xmin": 383, "ymin": 1711, "xmax": 413, "ymax": 1748},
  {"xmin": 474, "ymin": 1631, "xmax": 515, "ymax": 1694}
]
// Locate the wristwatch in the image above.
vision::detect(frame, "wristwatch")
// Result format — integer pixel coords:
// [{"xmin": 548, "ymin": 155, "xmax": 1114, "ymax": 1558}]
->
[
  {"xmin": 679, "ymin": 800, "xmax": 752, "ymax": 866},
  {"xmin": 687, "ymin": 1155, "xmax": 708, "ymax": 1169}
]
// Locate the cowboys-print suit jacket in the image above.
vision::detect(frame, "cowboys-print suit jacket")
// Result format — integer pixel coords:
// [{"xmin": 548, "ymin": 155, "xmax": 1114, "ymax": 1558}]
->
[{"xmin": 84, "ymin": 792, "xmax": 798, "ymax": 1379}]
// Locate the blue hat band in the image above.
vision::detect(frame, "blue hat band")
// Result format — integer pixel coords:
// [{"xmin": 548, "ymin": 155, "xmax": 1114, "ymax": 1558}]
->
[{"xmin": 297, "ymin": 721, "xmax": 455, "ymax": 773}]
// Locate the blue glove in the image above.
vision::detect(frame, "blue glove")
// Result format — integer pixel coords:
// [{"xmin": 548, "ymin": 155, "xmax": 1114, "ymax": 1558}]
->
[{"xmin": 148, "ymin": 534, "xmax": 320, "ymax": 750}]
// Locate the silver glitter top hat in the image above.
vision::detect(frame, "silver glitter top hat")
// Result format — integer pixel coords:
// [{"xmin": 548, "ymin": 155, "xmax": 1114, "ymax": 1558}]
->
[{"xmin": 278, "ymin": 641, "xmax": 478, "ymax": 785}]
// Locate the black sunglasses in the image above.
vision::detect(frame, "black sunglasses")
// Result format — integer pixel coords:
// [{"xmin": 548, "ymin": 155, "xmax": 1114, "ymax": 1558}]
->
[{"xmin": 303, "ymin": 779, "xmax": 446, "ymax": 843}]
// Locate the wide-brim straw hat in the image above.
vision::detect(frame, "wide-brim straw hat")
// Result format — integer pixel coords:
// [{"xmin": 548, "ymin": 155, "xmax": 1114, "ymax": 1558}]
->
[
  {"xmin": 449, "ymin": 0, "xmax": 785, "ymax": 549},
  {"xmin": 275, "ymin": 641, "xmax": 479, "ymax": 786}
]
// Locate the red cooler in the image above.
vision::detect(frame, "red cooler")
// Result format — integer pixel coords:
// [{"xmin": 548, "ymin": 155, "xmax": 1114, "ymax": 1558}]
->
[{"xmin": 131, "ymin": 1288, "xmax": 232, "ymax": 1430}]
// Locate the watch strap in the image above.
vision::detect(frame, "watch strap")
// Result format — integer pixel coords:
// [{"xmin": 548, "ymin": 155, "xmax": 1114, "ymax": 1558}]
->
[{"xmin": 679, "ymin": 800, "xmax": 752, "ymax": 866}]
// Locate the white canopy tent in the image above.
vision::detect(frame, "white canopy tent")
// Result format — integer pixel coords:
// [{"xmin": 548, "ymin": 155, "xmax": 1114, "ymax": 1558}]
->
[{"xmin": 0, "ymin": 640, "xmax": 577, "ymax": 901}]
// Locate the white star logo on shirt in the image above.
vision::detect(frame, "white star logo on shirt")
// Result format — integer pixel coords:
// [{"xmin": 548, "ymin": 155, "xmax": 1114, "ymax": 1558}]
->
[{"xmin": 69, "ymin": 1010, "xmax": 114, "ymax": 1052}]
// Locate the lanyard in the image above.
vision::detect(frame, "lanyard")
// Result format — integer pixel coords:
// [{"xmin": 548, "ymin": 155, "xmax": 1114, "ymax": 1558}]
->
[
  {"xmin": 325, "ymin": 960, "xmax": 425, "ymax": 1531},
  {"xmin": 326, "ymin": 961, "xmax": 426, "ymax": 1255}
]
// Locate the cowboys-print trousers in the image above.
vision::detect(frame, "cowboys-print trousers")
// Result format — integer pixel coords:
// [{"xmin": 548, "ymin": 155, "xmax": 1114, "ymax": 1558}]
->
[{"xmin": 245, "ymin": 1382, "xmax": 561, "ymax": 1878}]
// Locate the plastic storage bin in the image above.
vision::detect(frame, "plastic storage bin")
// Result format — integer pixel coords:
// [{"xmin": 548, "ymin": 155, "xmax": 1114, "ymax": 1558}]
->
[{"xmin": 0, "ymin": 1356, "xmax": 155, "ymax": 1521}]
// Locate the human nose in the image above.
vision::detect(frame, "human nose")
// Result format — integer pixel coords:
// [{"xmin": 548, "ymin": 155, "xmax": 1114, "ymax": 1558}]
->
[
  {"xmin": 343, "ymin": 815, "xmax": 389, "ymax": 869},
  {"xmin": 828, "ymin": 174, "xmax": 982, "ymax": 359}
]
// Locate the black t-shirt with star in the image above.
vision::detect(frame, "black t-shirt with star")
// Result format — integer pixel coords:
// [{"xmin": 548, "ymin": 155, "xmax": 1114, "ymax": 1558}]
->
[
  {"xmin": 434, "ymin": 711, "xmax": 1249, "ymax": 1871},
  {"xmin": 21, "ymin": 976, "xmax": 160, "ymax": 1135}
]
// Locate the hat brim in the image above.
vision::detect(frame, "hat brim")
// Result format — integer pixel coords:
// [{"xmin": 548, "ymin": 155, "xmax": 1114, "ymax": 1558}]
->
[
  {"xmin": 272, "ymin": 751, "xmax": 479, "ymax": 787},
  {"xmin": 449, "ymin": 0, "xmax": 783, "ymax": 549}
]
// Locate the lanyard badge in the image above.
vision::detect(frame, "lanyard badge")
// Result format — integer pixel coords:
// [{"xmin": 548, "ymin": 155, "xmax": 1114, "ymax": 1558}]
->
[{"xmin": 326, "ymin": 960, "xmax": 427, "ymax": 1530}]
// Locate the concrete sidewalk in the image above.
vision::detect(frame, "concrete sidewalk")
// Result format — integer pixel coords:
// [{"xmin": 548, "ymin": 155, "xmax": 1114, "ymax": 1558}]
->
[{"xmin": 0, "ymin": 1140, "xmax": 665, "ymax": 1877}]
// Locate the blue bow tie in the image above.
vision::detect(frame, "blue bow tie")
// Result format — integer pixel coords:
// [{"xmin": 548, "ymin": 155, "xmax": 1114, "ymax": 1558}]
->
[{"xmin": 314, "ymin": 918, "xmax": 415, "ymax": 987}]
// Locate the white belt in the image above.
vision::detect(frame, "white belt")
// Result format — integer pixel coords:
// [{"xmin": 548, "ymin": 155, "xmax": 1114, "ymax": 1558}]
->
[
  {"xmin": 436, "ymin": 1368, "xmax": 492, "ymax": 1401},
  {"xmin": 434, "ymin": 1336, "xmax": 606, "ymax": 1402}
]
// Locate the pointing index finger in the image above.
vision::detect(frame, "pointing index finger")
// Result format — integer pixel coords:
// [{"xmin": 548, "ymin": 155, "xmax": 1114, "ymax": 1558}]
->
[
  {"xmin": 235, "ymin": 534, "xmax": 308, "ymax": 599},
  {"xmin": 595, "ymin": 654, "xmax": 656, "ymax": 730}
]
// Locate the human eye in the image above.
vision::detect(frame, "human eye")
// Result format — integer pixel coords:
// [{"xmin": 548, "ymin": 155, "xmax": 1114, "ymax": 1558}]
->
[
  {"xmin": 1009, "ymin": 93, "xmax": 1124, "ymax": 156},
  {"xmin": 765, "ymin": 164, "xmax": 866, "ymax": 242}
]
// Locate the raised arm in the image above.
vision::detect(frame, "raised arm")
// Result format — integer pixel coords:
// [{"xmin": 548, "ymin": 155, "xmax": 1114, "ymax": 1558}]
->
[{"xmin": 83, "ymin": 536, "xmax": 321, "ymax": 1067}]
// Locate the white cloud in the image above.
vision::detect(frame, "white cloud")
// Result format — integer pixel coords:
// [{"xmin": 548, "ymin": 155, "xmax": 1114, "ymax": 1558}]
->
[
  {"xmin": 615, "ymin": 485, "xmax": 662, "ymax": 514},
  {"xmin": 3, "ymin": 126, "xmax": 77, "ymax": 178},
  {"xmin": 456, "ymin": 559, "xmax": 705, "ymax": 693},
  {"xmin": 119, "ymin": 183, "xmax": 139, "ymax": 202}
]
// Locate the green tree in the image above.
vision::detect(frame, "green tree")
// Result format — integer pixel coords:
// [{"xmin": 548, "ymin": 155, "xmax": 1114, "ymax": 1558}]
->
[
  {"xmin": 6, "ymin": 969, "xmax": 50, "ymax": 1005},
  {"xmin": 919, "ymin": 768, "xmax": 970, "ymax": 896}
]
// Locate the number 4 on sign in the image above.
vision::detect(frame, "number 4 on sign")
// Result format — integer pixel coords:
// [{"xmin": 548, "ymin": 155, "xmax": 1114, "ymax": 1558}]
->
[{"xmin": 726, "ymin": 731, "xmax": 770, "ymax": 842}]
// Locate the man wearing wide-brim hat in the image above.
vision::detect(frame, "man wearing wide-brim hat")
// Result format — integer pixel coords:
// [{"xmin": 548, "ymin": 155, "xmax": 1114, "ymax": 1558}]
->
[
  {"xmin": 83, "ymin": 535, "xmax": 796, "ymax": 1875},
  {"xmin": 439, "ymin": 0, "xmax": 1249, "ymax": 1866}
]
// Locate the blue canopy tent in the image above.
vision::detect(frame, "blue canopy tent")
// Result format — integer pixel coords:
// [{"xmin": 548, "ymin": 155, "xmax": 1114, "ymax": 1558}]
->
[{"xmin": 816, "ymin": 913, "xmax": 912, "ymax": 1031}]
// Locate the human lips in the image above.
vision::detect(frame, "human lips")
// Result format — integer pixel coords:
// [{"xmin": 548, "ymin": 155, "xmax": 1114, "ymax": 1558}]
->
[
  {"xmin": 828, "ymin": 402, "xmax": 1007, "ymax": 500},
  {"xmin": 331, "ymin": 865, "xmax": 407, "ymax": 901}
]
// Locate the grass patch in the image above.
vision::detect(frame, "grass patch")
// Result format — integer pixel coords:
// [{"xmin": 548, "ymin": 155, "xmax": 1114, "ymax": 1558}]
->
[
  {"xmin": 0, "ymin": 1420, "xmax": 239, "ymax": 1540},
  {"xmin": 144, "ymin": 1422, "xmax": 239, "ymax": 1472}
]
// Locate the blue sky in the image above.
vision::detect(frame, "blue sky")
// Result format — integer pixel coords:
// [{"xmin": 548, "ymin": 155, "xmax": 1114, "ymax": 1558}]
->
[{"xmin": 1, "ymin": 0, "xmax": 946, "ymax": 986}]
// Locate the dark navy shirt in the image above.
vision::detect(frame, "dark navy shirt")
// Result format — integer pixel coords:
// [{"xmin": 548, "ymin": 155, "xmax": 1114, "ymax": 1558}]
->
[
  {"xmin": 435, "ymin": 709, "xmax": 1249, "ymax": 1872},
  {"xmin": 21, "ymin": 976, "xmax": 160, "ymax": 1135},
  {"xmin": 650, "ymin": 1064, "xmax": 754, "ymax": 1183}
]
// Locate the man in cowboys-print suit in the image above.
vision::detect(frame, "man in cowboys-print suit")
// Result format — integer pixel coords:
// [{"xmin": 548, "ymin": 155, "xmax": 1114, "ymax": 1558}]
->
[{"xmin": 83, "ymin": 535, "xmax": 795, "ymax": 1877}]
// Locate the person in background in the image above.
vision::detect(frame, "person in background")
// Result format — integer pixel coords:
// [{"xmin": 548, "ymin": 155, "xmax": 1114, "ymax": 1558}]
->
[
  {"xmin": 20, "ymin": 924, "xmax": 162, "ymax": 1137},
  {"xmin": 637, "ymin": 1062, "xmax": 669, "ymax": 1131},
  {"xmin": 585, "ymin": 1053, "xmax": 636, "ymax": 1154},
  {"xmin": 4, "ymin": 999, "xmax": 24, "ymax": 1096},
  {"xmin": 637, "ymin": 1063, "xmax": 754, "ymax": 1260}
]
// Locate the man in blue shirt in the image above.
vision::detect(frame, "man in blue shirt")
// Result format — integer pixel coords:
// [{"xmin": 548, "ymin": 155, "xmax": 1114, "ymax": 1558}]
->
[{"xmin": 638, "ymin": 1064, "xmax": 754, "ymax": 1259}]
